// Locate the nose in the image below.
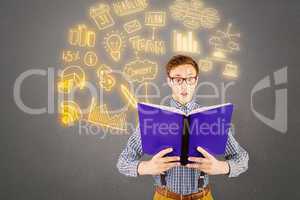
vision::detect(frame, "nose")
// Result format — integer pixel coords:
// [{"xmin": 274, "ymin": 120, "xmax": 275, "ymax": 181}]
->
[{"xmin": 180, "ymin": 81, "xmax": 188, "ymax": 89}]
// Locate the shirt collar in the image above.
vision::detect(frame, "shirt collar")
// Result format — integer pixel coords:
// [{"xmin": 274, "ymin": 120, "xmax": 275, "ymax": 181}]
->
[{"xmin": 169, "ymin": 96, "xmax": 196, "ymax": 111}]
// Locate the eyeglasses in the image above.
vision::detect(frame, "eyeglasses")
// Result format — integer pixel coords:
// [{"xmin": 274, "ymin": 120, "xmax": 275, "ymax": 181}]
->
[{"xmin": 168, "ymin": 76, "xmax": 198, "ymax": 85}]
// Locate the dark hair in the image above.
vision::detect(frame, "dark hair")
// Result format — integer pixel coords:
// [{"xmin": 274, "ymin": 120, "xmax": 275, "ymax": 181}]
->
[{"xmin": 166, "ymin": 54, "xmax": 199, "ymax": 75}]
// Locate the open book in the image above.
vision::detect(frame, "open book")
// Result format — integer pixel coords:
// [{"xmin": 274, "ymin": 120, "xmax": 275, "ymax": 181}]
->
[{"xmin": 137, "ymin": 102, "xmax": 234, "ymax": 165}]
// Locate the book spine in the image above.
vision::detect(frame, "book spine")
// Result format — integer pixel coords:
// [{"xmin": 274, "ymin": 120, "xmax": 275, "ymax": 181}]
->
[{"xmin": 180, "ymin": 116, "xmax": 190, "ymax": 165}]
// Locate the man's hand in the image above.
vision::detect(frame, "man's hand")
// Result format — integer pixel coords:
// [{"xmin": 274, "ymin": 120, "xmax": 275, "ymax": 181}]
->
[
  {"xmin": 186, "ymin": 146, "xmax": 230, "ymax": 175},
  {"xmin": 137, "ymin": 148, "xmax": 181, "ymax": 176}
]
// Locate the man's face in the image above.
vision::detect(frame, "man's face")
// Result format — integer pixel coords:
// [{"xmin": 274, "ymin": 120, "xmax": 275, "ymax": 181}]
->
[{"xmin": 167, "ymin": 64, "xmax": 198, "ymax": 105}]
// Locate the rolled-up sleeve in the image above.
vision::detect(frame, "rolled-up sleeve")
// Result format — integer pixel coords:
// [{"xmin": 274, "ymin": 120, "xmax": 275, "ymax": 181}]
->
[
  {"xmin": 116, "ymin": 127, "xmax": 143, "ymax": 177},
  {"xmin": 224, "ymin": 127, "xmax": 249, "ymax": 177}
]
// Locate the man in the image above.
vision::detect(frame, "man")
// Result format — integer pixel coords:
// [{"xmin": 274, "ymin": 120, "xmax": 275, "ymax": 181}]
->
[{"xmin": 117, "ymin": 55, "xmax": 249, "ymax": 200}]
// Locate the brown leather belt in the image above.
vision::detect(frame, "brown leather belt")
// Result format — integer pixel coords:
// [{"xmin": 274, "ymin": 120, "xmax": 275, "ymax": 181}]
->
[{"xmin": 155, "ymin": 185, "xmax": 210, "ymax": 200}]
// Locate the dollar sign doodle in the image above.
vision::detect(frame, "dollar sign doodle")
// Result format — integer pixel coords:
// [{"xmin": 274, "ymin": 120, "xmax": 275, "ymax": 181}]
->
[{"xmin": 97, "ymin": 64, "xmax": 116, "ymax": 91}]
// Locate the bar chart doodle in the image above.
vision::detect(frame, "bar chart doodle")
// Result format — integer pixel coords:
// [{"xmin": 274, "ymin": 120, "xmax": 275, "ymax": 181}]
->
[
  {"xmin": 172, "ymin": 30, "xmax": 201, "ymax": 54},
  {"xmin": 88, "ymin": 98, "xmax": 126, "ymax": 130}
]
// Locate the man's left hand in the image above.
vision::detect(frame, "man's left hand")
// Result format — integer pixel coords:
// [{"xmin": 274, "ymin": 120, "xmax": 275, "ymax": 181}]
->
[{"xmin": 186, "ymin": 146, "xmax": 230, "ymax": 175}]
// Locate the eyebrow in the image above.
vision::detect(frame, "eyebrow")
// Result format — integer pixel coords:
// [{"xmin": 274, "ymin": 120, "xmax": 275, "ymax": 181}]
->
[
  {"xmin": 172, "ymin": 74, "xmax": 182, "ymax": 77},
  {"xmin": 172, "ymin": 73, "xmax": 195, "ymax": 77}
]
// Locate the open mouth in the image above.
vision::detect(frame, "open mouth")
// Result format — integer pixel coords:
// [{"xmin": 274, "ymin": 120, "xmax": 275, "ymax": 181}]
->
[{"xmin": 180, "ymin": 92, "xmax": 188, "ymax": 97}]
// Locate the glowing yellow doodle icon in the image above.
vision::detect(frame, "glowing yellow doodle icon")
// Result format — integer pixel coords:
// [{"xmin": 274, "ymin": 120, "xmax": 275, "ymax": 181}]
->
[
  {"xmin": 137, "ymin": 82, "xmax": 150, "ymax": 103},
  {"xmin": 199, "ymin": 59, "xmax": 213, "ymax": 72},
  {"xmin": 123, "ymin": 58, "xmax": 158, "ymax": 82},
  {"xmin": 145, "ymin": 11, "xmax": 166, "ymax": 27},
  {"xmin": 104, "ymin": 31, "xmax": 126, "ymax": 62},
  {"xmin": 209, "ymin": 23, "xmax": 240, "ymax": 61},
  {"xmin": 59, "ymin": 101, "xmax": 82, "ymax": 126},
  {"xmin": 200, "ymin": 8, "xmax": 221, "ymax": 29},
  {"xmin": 169, "ymin": 0, "xmax": 220, "ymax": 30},
  {"xmin": 69, "ymin": 24, "xmax": 96, "ymax": 47},
  {"xmin": 90, "ymin": 4, "xmax": 115, "ymax": 30},
  {"xmin": 62, "ymin": 50, "xmax": 80, "ymax": 63},
  {"xmin": 223, "ymin": 63, "xmax": 238, "ymax": 78},
  {"xmin": 172, "ymin": 30, "xmax": 200, "ymax": 54},
  {"xmin": 83, "ymin": 51, "xmax": 98, "ymax": 67},
  {"xmin": 120, "ymin": 84, "xmax": 137, "ymax": 109},
  {"xmin": 113, "ymin": 0, "xmax": 148, "ymax": 16},
  {"xmin": 129, "ymin": 35, "xmax": 166, "ymax": 55},
  {"xmin": 97, "ymin": 64, "xmax": 116, "ymax": 92},
  {"xmin": 57, "ymin": 65, "xmax": 85, "ymax": 94},
  {"xmin": 144, "ymin": 82, "xmax": 150, "ymax": 103},
  {"xmin": 145, "ymin": 11, "xmax": 166, "ymax": 40},
  {"xmin": 88, "ymin": 98, "xmax": 127, "ymax": 130},
  {"xmin": 123, "ymin": 19, "xmax": 142, "ymax": 34}
]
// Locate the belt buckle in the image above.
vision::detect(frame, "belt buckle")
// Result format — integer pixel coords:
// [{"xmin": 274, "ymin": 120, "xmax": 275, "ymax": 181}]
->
[
  {"xmin": 198, "ymin": 187, "xmax": 205, "ymax": 195},
  {"xmin": 160, "ymin": 185, "xmax": 167, "ymax": 197}
]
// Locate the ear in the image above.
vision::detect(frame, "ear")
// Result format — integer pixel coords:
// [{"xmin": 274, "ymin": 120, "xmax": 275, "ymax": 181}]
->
[
  {"xmin": 167, "ymin": 77, "xmax": 172, "ymax": 88},
  {"xmin": 195, "ymin": 76, "xmax": 199, "ymax": 85}
]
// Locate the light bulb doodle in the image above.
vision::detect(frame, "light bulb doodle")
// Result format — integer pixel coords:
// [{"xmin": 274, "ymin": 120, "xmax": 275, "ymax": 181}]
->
[
  {"xmin": 90, "ymin": 3, "xmax": 115, "ymax": 31},
  {"xmin": 112, "ymin": 0, "xmax": 148, "ymax": 16},
  {"xmin": 172, "ymin": 30, "xmax": 201, "ymax": 54},
  {"xmin": 62, "ymin": 50, "xmax": 80, "ymax": 63},
  {"xmin": 169, "ymin": 0, "xmax": 220, "ymax": 30},
  {"xmin": 123, "ymin": 19, "xmax": 142, "ymax": 34},
  {"xmin": 88, "ymin": 98, "xmax": 127, "ymax": 131},
  {"xmin": 103, "ymin": 30, "xmax": 126, "ymax": 62},
  {"xmin": 68, "ymin": 24, "xmax": 96, "ymax": 48},
  {"xmin": 129, "ymin": 35, "xmax": 166, "ymax": 55},
  {"xmin": 83, "ymin": 51, "xmax": 98, "ymax": 67},
  {"xmin": 145, "ymin": 11, "xmax": 166, "ymax": 40},
  {"xmin": 120, "ymin": 84, "xmax": 138, "ymax": 109},
  {"xmin": 97, "ymin": 64, "xmax": 116, "ymax": 92},
  {"xmin": 57, "ymin": 65, "xmax": 85, "ymax": 94},
  {"xmin": 59, "ymin": 101, "xmax": 82, "ymax": 126},
  {"xmin": 123, "ymin": 58, "xmax": 158, "ymax": 83}
]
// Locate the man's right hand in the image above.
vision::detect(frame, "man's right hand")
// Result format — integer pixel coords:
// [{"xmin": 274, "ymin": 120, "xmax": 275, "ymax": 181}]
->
[{"xmin": 137, "ymin": 148, "xmax": 181, "ymax": 176}]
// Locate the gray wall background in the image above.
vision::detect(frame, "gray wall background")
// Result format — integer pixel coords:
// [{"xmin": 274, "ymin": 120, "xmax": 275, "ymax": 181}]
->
[{"xmin": 1, "ymin": 0, "xmax": 300, "ymax": 199}]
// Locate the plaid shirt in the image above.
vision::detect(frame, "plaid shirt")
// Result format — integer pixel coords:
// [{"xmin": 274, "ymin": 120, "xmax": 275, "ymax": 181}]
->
[{"xmin": 117, "ymin": 97, "xmax": 249, "ymax": 195}]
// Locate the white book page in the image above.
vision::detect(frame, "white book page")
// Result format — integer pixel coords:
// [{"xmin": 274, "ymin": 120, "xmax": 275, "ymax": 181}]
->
[
  {"xmin": 138, "ymin": 102, "xmax": 185, "ymax": 115},
  {"xmin": 188, "ymin": 103, "xmax": 232, "ymax": 116}
]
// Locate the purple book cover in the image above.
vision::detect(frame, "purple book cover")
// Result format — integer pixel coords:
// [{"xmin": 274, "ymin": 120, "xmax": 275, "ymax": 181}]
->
[{"xmin": 137, "ymin": 102, "xmax": 233, "ymax": 163}]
